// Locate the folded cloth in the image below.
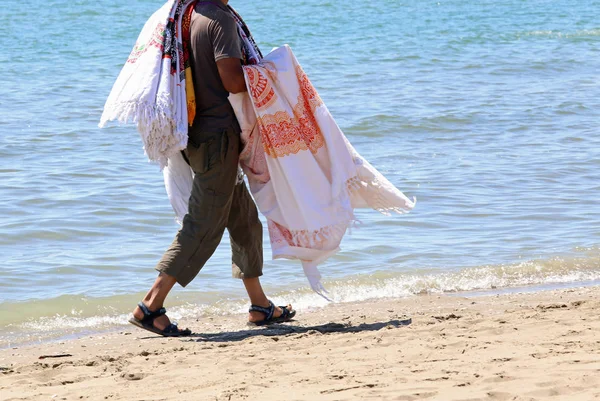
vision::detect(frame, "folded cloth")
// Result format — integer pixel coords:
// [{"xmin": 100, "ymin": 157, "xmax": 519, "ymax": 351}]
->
[
  {"xmin": 232, "ymin": 45, "xmax": 416, "ymax": 295},
  {"xmin": 99, "ymin": 0, "xmax": 195, "ymax": 169}
]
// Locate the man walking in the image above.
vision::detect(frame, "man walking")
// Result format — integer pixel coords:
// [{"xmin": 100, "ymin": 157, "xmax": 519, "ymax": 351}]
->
[{"xmin": 130, "ymin": 0, "xmax": 294, "ymax": 336}]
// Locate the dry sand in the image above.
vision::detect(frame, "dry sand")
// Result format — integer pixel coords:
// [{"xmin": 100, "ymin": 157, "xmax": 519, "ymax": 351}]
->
[{"xmin": 1, "ymin": 286, "xmax": 599, "ymax": 401}]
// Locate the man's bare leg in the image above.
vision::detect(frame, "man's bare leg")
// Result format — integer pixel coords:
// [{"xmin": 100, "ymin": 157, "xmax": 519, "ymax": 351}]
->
[
  {"xmin": 243, "ymin": 277, "xmax": 293, "ymax": 323},
  {"xmin": 132, "ymin": 272, "xmax": 177, "ymax": 330}
]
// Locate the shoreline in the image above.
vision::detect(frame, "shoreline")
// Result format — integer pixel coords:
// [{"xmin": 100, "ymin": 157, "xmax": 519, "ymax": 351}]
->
[
  {"xmin": 2, "ymin": 285, "xmax": 599, "ymax": 400},
  {"xmin": 3, "ymin": 278, "xmax": 600, "ymax": 351}
]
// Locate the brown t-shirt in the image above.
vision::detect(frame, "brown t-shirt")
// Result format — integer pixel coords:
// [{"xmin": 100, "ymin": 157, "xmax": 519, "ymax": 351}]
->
[{"xmin": 189, "ymin": 0, "xmax": 243, "ymax": 133}]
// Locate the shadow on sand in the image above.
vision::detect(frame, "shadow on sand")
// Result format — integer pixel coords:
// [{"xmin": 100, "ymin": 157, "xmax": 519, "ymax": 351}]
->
[{"xmin": 188, "ymin": 318, "xmax": 412, "ymax": 343}]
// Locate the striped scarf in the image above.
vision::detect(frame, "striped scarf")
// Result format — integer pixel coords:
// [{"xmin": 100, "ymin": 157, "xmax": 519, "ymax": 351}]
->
[{"xmin": 181, "ymin": 2, "xmax": 263, "ymax": 124}]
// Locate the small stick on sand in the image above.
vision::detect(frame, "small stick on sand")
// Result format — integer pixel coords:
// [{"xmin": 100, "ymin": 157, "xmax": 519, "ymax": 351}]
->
[{"xmin": 38, "ymin": 354, "xmax": 72, "ymax": 360}]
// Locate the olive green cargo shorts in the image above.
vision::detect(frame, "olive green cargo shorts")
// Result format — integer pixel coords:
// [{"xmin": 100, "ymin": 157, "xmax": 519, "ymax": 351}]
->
[{"xmin": 155, "ymin": 126, "xmax": 263, "ymax": 287}]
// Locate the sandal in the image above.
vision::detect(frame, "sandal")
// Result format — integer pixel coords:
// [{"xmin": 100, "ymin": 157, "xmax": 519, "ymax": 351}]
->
[
  {"xmin": 247, "ymin": 300, "xmax": 296, "ymax": 326},
  {"xmin": 128, "ymin": 302, "xmax": 192, "ymax": 337}
]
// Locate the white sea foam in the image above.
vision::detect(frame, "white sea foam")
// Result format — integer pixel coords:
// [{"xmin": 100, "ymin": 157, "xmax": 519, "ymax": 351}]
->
[
  {"xmin": 5, "ymin": 252, "xmax": 599, "ymax": 349},
  {"xmin": 523, "ymin": 29, "xmax": 600, "ymax": 38}
]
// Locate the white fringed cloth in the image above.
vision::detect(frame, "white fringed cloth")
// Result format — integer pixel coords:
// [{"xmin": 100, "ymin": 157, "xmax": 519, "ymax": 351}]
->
[
  {"xmin": 98, "ymin": 0, "xmax": 194, "ymax": 169},
  {"xmin": 226, "ymin": 45, "xmax": 415, "ymax": 293}
]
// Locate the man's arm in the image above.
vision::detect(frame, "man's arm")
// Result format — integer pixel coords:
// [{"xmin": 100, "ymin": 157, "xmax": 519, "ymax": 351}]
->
[{"xmin": 216, "ymin": 58, "xmax": 247, "ymax": 94}]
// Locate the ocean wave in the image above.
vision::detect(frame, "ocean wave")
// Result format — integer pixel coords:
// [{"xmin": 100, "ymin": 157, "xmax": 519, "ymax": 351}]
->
[
  {"xmin": 2, "ymin": 250, "xmax": 600, "ymax": 348},
  {"xmin": 520, "ymin": 29, "xmax": 600, "ymax": 39}
]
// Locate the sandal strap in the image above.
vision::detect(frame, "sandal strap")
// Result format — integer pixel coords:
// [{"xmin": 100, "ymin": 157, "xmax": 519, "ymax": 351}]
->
[
  {"xmin": 278, "ymin": 306, "xmax": 291, "ymax": 318},
  {"xmin": 138, "ymin": 302, "xmax": 167, "ymax": 320},
  {"xmin": 163, "ymin": 323, "xmax": 192, "ymax": 336},
  {"xmin": 249, "ymin": 300, "xmax": 275, "ymax": 321},
  {"xmin": 162, "ymin": 323, "xmax": 180, "ymax": 334}
]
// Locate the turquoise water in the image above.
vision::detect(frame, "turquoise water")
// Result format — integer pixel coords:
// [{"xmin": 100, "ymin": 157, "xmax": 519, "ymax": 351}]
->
[{"xmin": 1, "ymin": 0, "xmax": 600, "ymax": 346}]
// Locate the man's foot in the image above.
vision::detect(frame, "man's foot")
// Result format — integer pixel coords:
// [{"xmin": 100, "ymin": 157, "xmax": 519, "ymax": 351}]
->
[
  {"xmin": 130, "ymin": 302, "xmax": 191, "ymax": 337},
  {"xmin": 248, "ymin": 301, "xmax": 295, "ymax": 325},
  {"xmin": 133, "ymin": 303, "xmax": 171, "ymax": 331}
]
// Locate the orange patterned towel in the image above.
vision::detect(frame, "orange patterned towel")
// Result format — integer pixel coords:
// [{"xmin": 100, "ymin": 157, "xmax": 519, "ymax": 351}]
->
[{"xmin": 232, "ymin": 45, "xmax": 416, "ymax": 295}]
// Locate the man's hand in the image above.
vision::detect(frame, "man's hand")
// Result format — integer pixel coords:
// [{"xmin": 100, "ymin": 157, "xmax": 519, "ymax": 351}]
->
[{"xmin": 216, "ymin": 58, "xmax": 247, "ymax": 94}]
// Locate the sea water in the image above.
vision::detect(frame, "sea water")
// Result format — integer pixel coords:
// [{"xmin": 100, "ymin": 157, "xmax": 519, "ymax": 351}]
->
[{"xmin": 1, "ymin": 0, "xmax": 599, "ymax": 347}]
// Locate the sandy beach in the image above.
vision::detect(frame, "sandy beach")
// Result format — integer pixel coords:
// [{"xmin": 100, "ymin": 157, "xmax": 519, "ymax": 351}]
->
[{"xmin": 1, "ymin": 286, "xmax": 599, "ymax": 401}]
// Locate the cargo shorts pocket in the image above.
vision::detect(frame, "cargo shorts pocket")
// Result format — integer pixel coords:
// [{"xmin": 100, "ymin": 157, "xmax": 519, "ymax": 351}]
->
[{"xmin": 186, "ymin": 132, "xmax": 228, "ymax": 175}]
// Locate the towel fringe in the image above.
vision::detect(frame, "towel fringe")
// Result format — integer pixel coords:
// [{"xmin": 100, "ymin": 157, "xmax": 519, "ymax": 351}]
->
[
  {"xmin": 100, "ymin": 100, "xmax": 187, "ymax": 169},
  {"xmin": 98, "ymin": 0, "xmax": 194, "ymax": 169}
]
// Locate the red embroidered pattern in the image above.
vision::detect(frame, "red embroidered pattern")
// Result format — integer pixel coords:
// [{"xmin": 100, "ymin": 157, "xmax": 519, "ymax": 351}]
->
[
  {"xmin": 246, "ymin": 66, "xmax": 276, "ymax": 110},
  {"xmin": 257, "ymin": 99, "xmax": 324, "ymax": 158},
  {"xmin": 295, "ymin": 64, "xmax": 323, "ymax": 114},
  {"xmin": 268, "ymin": 221, "xmax": 330, "ymax": 249},
  {"xmin": 250, "ymin": 65, "xmax": 326, "ymax": 158},
  {"xmin": 127, "ymin": 24, "xmax": 165, "ymax": 64}
]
